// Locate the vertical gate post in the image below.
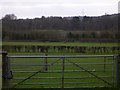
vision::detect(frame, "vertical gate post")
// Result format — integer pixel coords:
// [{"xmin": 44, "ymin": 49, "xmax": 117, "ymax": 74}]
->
[
  {"xmin": 2, "ymin": 51, "xmax": 12, "ymax": 89},
  {"xmin": 104, "ymin": 57, "xmax": 106, "ymax": 72},
  {"xmin": 44, "ymin": 54, "xmax": 48, "ymax": 71},
  {"xmin": 62, "ymin": 57, "xmax": 65, "ymax": 88},
  {"xmin": 116, "ymin": 55, "xmax": 120, "ymax": 87}
]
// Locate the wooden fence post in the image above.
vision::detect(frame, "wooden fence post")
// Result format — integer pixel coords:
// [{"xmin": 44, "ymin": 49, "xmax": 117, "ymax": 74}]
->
[
  {"xmin": 2, "ymin": 51, "xmax": 12, "ymax": 89},
  {"xmin": 116, "ymin": 55, "xmax": 120, "ymax": 87}
]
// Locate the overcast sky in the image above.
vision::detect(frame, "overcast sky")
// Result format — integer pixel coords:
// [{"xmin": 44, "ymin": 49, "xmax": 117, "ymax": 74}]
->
[{"xmin": 0, "ymin": 0, "xmax": 119, "ymax": 19}]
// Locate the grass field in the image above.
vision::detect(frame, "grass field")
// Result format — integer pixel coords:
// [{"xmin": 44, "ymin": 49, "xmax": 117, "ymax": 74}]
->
[
  {"xmin": 11, "ymin": 55, "xmax": 113, "ymax": 88},
  {"xmin": 2, "ymin": 42, "xmax": 118, "ymax": 88},
  {"xmin": 9, "ymin": 53, "xmax": 116, "ymax": 88}
]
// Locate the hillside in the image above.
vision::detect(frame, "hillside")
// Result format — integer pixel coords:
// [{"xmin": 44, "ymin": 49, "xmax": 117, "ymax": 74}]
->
[{"xmin": 2, "ymin": 13, "xmax": 119, "ymax": 42}]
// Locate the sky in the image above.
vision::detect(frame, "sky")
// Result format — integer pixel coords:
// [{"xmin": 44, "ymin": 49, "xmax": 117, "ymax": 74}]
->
[{"xmin": 0, "ymin": 0, "xmax": 119, "ymax": 19}]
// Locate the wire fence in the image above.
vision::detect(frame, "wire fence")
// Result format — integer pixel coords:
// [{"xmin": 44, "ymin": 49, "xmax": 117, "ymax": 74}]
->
[{"xmin": 1, "ymin": 52, "xmax": 120, "ymax": 88}]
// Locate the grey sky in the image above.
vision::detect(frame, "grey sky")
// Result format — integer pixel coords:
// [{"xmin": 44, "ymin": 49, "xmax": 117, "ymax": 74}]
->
[{"xmin": 0, "ymin": 0, "xmax": 119, "ymax": 19}]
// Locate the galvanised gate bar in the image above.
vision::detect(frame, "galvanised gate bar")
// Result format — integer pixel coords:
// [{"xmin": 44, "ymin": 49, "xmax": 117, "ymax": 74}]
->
[{"xmin": 2, "ymin": 52, "xmax": 120, "ymax": 88}]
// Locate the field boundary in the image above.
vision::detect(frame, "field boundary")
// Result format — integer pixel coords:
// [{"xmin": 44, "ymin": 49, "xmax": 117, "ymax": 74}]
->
[{"xmin": 1, "ymin": 51, "xmax": 120, "ymax": 88}]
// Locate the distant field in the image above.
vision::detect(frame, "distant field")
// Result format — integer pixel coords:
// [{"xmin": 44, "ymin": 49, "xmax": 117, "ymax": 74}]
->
[
  {"xmin": 2, "ymin": 42, "xmax": 119, "ymax": 46},
  {"xmin": 2, "ymin": 41, "xmax": 119, "ymax": 56}
]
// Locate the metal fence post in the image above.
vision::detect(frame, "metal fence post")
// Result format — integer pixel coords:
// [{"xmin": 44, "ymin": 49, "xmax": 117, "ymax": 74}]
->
[
  {"xmin": 44, "ymin": 54, "xmax": 48, "ymax": 71},
  {"xmin": 116, "ymin": 55, "xmax": 120, "ymax": 87},
  {"xmin": 62, "ymin": 57, "xmax": 65, "ymax": 88},
  {"xmin": 2, "ymin": 51, "xmax": 12, "ymax": 89},
  {"xmin": 104, "ymin": 57, "xmax": 106, "ymax": 72}
]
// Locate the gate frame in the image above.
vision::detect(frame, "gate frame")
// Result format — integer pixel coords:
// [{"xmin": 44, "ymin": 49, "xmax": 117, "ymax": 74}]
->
[{"xmin": 1, "ymin": 51, "xmax": 120, "ymax": 88}]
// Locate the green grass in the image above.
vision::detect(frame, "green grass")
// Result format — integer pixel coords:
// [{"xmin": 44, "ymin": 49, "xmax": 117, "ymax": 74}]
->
[
  {"xmin": 9, "ymin": 53, "xmax": 116, "ymax": 88},
  {"xmin": 2, "ymin": 42, "xmax": 118, "ymax": 88}
]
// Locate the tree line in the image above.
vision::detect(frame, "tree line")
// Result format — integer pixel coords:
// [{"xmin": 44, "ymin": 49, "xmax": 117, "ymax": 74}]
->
[
  {"xmin": 2, "ymin": 14, "xmax": 119, "ymax": 42},
  {"xmin": 3, "ymin": 45, "xmax": 120, "ymax": 54}
]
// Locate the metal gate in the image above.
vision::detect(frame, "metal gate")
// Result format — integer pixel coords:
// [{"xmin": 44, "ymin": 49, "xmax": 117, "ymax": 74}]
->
[{"xmin": 2, "ymin": 52, "xmax": 120, "ymax": 88}]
